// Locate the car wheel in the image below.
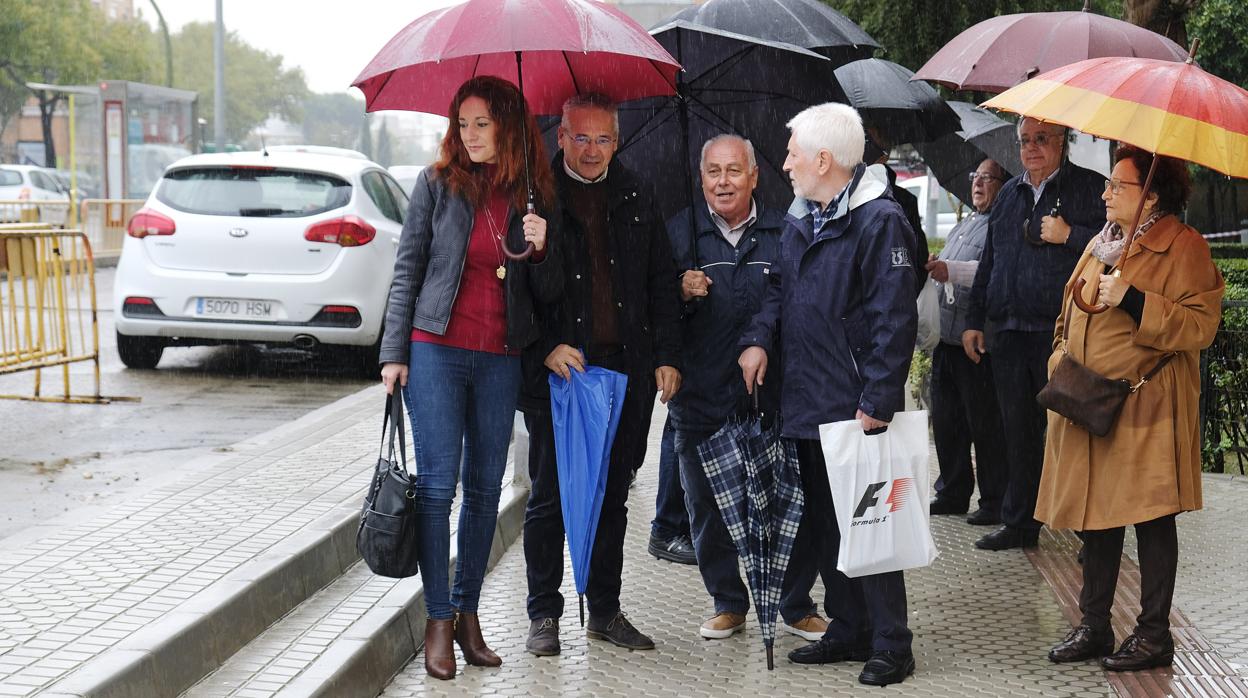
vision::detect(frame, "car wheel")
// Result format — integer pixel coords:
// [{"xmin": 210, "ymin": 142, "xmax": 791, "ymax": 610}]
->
[
  {"xmin": 116, "ymin": 332, "xmax": 165, "ymax": 369},
  {"xmin": 352, "ymin": 323, "xmax": 385, "ymax": 379}
]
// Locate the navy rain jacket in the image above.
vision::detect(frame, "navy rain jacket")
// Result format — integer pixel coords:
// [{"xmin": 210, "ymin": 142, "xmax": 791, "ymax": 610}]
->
[
  {"xmin": 966, "ymin": 159, "xmax": 1106, "ymax": 333},
  {"xmin": 666, "ymin": 202, "xmax": 785, "ymax": 432},
  {"xmin": 740, "ymin": 164, "xmax": 917, "ymax": 440}
]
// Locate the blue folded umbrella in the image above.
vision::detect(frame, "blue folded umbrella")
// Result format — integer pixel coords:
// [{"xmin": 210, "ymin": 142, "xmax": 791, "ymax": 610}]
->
[{"xmin": 548, "ymin": 366, "xmax": 628, "ymax": 625}]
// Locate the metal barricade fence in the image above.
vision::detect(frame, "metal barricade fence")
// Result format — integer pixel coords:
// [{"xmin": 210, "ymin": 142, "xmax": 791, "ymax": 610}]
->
[
  {"xmin": 0, "ymin": 226, "xmax": 130, "ymax": 404},
  {"xmin": 0, "ymin": 200, "xmax": 72, "ymax": 228},
  {"xmin": 79, "ymin": 199, "xmax": 144, "ymax": 259}
]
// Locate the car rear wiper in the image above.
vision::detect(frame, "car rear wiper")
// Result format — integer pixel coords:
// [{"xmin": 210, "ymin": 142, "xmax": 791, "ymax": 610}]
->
[{"xmin": 238, "ymin": 207, "xmax": 287, "ymax": 216}]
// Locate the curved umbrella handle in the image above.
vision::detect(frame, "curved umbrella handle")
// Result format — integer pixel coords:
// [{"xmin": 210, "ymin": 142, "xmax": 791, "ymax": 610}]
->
[
  {"xmin": 1072, "ymin": 278, "xmax": 1109, "ymax": 314},
  {"xmin": 503, "ymin": 241, "xmax": 535, "ymax": 261}
]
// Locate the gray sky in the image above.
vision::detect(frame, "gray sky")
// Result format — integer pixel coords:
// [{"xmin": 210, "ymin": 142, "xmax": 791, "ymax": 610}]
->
[{"xmin": 141, "ymin": 0, "xmax": 459, "ymax": 94}]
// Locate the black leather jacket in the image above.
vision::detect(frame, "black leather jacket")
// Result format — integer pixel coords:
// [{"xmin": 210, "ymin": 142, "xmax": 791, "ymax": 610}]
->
[{"xmin": 380, "ymin": 167, "xmax": 563, "ymax": 366}]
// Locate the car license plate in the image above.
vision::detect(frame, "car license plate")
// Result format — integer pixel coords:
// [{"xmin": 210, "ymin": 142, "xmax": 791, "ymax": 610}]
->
[{"xmin": 195, "ymin": 297, "xmax": 275, "ymax": 320}]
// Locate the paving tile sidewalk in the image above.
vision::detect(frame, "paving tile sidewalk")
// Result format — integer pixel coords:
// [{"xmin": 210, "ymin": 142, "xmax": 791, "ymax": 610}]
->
[
  {"xmin": 0, "ymin": 386, "xmax": 391, "ymax": 696},
  {"xmin": 384, "ymin": 404, "xmax": 1248, "ymax": 698}
]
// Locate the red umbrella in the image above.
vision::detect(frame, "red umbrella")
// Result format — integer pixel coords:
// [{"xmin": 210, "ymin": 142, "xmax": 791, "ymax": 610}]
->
[
  {"xmin": 352, "ymin": 0, "xmax": 680, "ymax": 258},
  {"xmin": 352, "ymin": 0, "xmax": 681, "ymax": 116},
  {"xmin": 913, "ymin": 1, "xmax": 1187, "ymax": 93}
]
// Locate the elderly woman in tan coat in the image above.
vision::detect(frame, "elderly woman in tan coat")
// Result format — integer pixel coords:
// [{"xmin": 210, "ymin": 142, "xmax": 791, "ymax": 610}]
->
[{"xmin": 1038, "ymin": 146, "xmax": 1223, "ymax": 673}]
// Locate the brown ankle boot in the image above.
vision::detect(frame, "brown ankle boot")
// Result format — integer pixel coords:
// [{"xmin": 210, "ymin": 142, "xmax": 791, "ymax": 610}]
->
[
  {"xmin": 424, "ymin": 618, "xmax": 456, "ymax": 679},
  {"xmin": 455, "ymin": 612, "xmax": 502, "ymax": 667}
]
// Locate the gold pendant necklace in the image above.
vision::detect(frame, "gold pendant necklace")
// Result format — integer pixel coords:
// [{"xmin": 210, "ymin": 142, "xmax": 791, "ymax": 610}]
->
[{"xmin": 483, "ymin": 205, "xmax": 507, "ymax": 280}]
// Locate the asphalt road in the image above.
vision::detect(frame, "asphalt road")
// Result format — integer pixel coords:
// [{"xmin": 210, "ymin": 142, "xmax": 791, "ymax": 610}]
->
[{"xmin": 0, "ymin": 267, "xmax": 375, "ymax": 540}]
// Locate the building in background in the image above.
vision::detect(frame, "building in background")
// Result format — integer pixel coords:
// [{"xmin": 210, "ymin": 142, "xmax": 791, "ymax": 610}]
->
[{"xmin": 89, "ymin": 0, "xmax": 135, "ymax": 21}]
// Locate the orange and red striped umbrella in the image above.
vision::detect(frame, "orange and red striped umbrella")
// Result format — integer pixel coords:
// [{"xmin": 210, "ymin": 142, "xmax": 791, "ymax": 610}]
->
[{"xmin": 982, "ymin": 54, "xmax": 1248, "ymax": 179}]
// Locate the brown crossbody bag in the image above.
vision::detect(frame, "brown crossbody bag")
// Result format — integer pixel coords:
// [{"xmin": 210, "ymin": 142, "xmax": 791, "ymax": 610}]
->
[{"xmin": 1036, "ymin": 295, "xmax": 1175, "ymax": 437}]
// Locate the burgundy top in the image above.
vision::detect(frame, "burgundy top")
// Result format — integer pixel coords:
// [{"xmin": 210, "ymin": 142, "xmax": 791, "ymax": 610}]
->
[{"xmin": 411, "ymin": 185, "xmax": 515, "ymax": 355}]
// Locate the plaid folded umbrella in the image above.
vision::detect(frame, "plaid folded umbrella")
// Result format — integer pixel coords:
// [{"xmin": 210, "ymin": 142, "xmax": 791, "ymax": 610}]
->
[{"xmin": 697, "ymin": 411, "xmax": 805, "ymax": 670}]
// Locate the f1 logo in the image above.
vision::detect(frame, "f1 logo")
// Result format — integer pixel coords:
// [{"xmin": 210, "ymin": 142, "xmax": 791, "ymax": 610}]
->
[
  {"xmin": 853, "ymin": 482, "xmax": 887, "ymax": 518},
  {"xmin": 852, "ymin": 478, "xmax": 914, "ymax": 518}
]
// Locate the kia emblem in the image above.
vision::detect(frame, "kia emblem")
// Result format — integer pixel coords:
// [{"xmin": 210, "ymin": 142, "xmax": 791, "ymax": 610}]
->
[{"xmin": 228, "ymin": 228, "xmax": 249, "ymax": 238}]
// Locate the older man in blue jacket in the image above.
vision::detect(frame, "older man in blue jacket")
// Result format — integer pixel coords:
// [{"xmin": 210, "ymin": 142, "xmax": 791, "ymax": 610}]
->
[
  {"xmin": 739, "ymin": 103, "xmax": 917, "ymax": 687},
  {"xmin": 962, "ymin": 117, "xmax": 1106, "ymax": 552}
]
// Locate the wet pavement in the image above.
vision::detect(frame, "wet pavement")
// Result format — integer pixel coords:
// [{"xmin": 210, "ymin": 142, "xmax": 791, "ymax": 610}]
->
[{"xmin": 0, "ymin": 267, "xmax": 373, "ymax": 539}]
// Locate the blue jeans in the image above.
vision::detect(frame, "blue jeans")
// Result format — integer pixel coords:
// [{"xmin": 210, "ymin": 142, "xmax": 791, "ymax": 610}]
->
[
  {"xmin": 403, "ymin": 342, "xmax": 520, "ymax": 620},
  {"xmin": 650, "ymin": 416, "xmax": 690, "ymax": 540}
]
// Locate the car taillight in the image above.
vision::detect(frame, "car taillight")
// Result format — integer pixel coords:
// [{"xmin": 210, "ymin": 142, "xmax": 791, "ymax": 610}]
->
[
  {"xmin": 308, "ymin": 305, "xmax": 362, "ymax": 327},
  {"xmin": 122, "ymin": 296, "xmax": 164, "ymax": 317},
  {"xmin": 304, "ymin": 216, "xmax": 376, "ymax": 247},
  {"xmin": 127, "ymin": 208, "xmax": 177, "ymax": 238}
]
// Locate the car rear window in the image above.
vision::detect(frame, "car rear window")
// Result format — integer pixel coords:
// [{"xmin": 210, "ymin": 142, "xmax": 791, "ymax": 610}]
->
[
  {"xmin": 0, "ymin": 169, "xmax": 23, "ymax": 186},
  {"xmin": 156, "ymin": 167, "xmax": 351, "ymax": 217}
]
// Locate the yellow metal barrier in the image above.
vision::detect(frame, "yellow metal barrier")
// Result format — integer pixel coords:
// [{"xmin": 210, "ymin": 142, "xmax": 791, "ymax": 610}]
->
[
  {"xmin": 0, "ymin": 200, "xmax": 72, "ymax": 228},
  {"xmin": 80, "ymin": 199, "xmax": 145, "ymax": 259},
  {"xmin": 0, "ymin": 227, "xmax": 135, "ymax": 404}
]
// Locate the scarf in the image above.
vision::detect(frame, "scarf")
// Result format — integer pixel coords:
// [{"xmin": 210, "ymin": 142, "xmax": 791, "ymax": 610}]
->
[{"xmin": 1090, "ymin": 210, "xmax": 1164, "ymax": 266}]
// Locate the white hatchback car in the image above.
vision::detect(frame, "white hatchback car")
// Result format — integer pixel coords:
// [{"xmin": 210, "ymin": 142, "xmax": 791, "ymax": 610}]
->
[
  {"xmin": 0, "ymin": 164, "xmax": 70, "ymax": 225},
  {"xmin": 114, "ymin": 150, "xmax": 409, "ymax": 370}
]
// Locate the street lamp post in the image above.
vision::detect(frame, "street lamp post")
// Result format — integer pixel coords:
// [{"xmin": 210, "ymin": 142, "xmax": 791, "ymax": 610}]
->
[{"xmin": 214, "ymin": 0, "xmax": 225, "ymax": 151}]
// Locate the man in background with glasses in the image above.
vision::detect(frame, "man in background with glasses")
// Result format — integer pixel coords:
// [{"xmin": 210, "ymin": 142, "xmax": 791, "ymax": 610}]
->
[
  {"xmin": 522, "ymin": 93, "xmax": 683, "ymax": 656},
  {"xmin": 925, "ymin": 159, "xmax": 1008, "ymax": 527},
  {"xmin": 961, "ymin": 117, "xmax": 1105, "ymax": 552}
]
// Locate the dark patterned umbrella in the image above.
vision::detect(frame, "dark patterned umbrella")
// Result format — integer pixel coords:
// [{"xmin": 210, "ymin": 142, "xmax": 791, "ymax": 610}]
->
[
  {"xmin": 664, "ymin": 0, "xmax": 879, "ymax": 65},
  {"xmin": 696, "ymin": 406, "xmax": 804, "ymax": 670}
]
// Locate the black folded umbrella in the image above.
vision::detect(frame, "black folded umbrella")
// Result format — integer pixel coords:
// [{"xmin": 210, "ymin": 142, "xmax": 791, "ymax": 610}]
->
[
  {"xmin": 832, "ymin": 58, "xmax": 961, "ymax": 147},
  {"xmin": 663, "ymin": 0, "xmax": 879, "ymax": 65},
  {"xmin": 914, "ymin": 101, "xmax": 1023, "ymax": 207}
]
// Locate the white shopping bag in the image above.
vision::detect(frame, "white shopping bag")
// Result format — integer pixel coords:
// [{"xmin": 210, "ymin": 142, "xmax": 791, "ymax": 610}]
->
[{"xmin": 819, "ymin": 411, "xmax": 938, "ymax": 577}]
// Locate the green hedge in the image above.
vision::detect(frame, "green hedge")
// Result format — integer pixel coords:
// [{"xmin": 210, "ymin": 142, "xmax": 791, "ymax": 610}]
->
[
  {"xmin": 1216, "ymin": 258, "xmax": 1248, "ymax": 290},
  {"xmin": 1210, "ymin": 243, "xmax": 1248, "ymax": 259}
]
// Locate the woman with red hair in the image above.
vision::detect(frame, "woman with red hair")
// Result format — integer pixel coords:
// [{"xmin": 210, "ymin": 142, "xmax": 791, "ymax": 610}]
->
[{"xmin": 379, "ymin": 76, "xmax": 561, "ymax": 680}]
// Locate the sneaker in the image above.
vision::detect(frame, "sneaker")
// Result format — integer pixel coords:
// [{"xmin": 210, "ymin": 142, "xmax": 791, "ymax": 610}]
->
[
  {"xmin": 648, "ymin": 533, "xmax": 697, "ymax": 565},
  {"xmin": 526, "ymin": 617, "xmax": 560, "ymax": 656},
  {"xmin": 778, "ymin": 613, "xmax": 829, "ymax": 641},
  {"xmin": 586, "ymin": 611, "xmax": 655, "ymax": 650},
  {"xmin": 699, "ymin": 612, "xmax": 746, "ymax": 639}
]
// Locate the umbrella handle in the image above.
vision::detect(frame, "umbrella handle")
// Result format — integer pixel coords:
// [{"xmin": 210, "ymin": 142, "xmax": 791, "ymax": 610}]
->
[
  {"xmin": 503, "ymin": 200, "xmax": 537, "ymax": 261},
  {"xmin": 1072, "ymin": 278, "xmax": 1109, "ymax": 314}
]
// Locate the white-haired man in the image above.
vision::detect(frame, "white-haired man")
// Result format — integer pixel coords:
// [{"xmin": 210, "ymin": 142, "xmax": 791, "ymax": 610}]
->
[{"xmin": 739, "ymin": 103, "xmax": 917, "ymax": 686}]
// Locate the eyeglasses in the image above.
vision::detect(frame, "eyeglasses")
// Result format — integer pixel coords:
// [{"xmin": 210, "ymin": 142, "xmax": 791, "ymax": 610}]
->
[
  {"xmin": 1018, "ymin": 133, "xmax": 1060, "ymax": 148},
  {"xmin": 968, "ymin": 172, "xmax": 1003, "ymax": 183},
  {"xmin": 1103, "ymin": 179, "xmax": 1142, "ymax": 195},
  {"xmin": 570, "ymin": 135, "xmax": 615, "ymax": 148}
]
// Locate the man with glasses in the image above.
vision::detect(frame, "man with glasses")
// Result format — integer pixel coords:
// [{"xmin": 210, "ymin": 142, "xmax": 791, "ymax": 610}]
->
[
  {"xmin": 925, "ymin": 159, "xmax": 1008, "ymax": 526},
  {"xmin": 961, "ymin": 117, "xmax": 1105, "ymax": 551},
  {"xmin": 522, "ymin": 93, "xmax": 683, "ymax": 656}
]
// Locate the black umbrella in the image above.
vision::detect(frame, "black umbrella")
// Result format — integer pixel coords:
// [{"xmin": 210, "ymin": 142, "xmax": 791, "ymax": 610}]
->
[
  {"xmin": 832, "ymin": 58, "xmax": 960, "ymax": 147},
  {"xmin": 913, "ymin": 101, "xmax": 1023, "ymax": 207},
  {"xmin": 608, "ymin": 22, "xmax": 835, "ymax": 225},
  {"xmin": 663, "ymin": 0, "xmax": 879, "ymax": 65}
]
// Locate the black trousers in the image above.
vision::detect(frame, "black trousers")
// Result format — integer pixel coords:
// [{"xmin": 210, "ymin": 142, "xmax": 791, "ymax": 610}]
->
[
  {"xmin": 786, "ymin": 439, "xmax": 913, "ymax": 653},
  {"xmin": 1080, "ymin": 514, "xmax": 1178, "ymax": 642},
  {"xmin": 988, "ymin": 330, "xmax": 1051, "ymax": 532},
  {"xmin": 522, "ymin": 357, "xmax": 656, "ymax": 621},
  {"xmin": 930, "ymin": 342, "xmax": 1006, "ymax": 512}
]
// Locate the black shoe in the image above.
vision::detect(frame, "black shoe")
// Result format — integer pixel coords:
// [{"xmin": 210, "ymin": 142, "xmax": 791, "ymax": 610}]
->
[
  {"xmin": 787, "ymin": 637, "xmax": 872, "ymax": 665},
  {"xmin": 526, "ymin": 617, "xmax": 560, "ymax": 656},
  {"xmin": 587, "ymin": 612, "xmax": 655, "ymax": 650},
  {"xmin": 1048, "ymin": 624, "xmax": 1115, "ymax": 663},
  {"xmin": 858, "ymin": 650, "xmax": 915, "ymax": 686},
  {"xmin": 929, "ymin": 497, "xmax": 968, "ymax": 515},
  {"xmin": 648, "ymin": 533, "xmax": 697, "ymax": 565},
  {"xmin": 1100, "ymin": 633, "xmax": 1175, "ymax": 672},
  {"xmin": 966, "ymin": 507, "xmax": 1001, "ymax": 526},
  {"xmin": 975, "ymin": 526, "xmax": 1039, "ymax": 551}
]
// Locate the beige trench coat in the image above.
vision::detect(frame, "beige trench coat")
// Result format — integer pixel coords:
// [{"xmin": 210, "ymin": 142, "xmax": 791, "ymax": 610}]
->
[{"xmin": 1035, "ymin": 215, "xmax": 1224, "ymax": 531}]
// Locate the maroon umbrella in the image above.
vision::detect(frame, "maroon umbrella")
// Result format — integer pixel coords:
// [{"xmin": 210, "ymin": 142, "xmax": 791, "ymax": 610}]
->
[
  {"xmin": 352, "ymin": 0, "xmax": 681, "ymax": 116},
  {"xmin": 353, "ymin": 0, "xmax": 680, "ymax": 258},
  {"xmin": 912, "ymin": 1, "xmax": 1187, "ymax": 93}
]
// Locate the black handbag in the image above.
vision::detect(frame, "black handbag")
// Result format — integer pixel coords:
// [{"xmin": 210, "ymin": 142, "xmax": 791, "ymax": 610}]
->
[
  {"xmin": 1036, "ymin": 298, "xmax": 1174, "ymax": 438},
  {"xmin": 356, "ymin": 390, "xmax": 421, "ymax": 578}
]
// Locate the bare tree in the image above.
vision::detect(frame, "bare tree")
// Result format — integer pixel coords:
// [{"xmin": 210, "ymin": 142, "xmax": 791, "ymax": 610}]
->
[{"xmin": 1122, "ymin": 0, "xmax": 1202, "ymax": 48}]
